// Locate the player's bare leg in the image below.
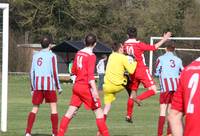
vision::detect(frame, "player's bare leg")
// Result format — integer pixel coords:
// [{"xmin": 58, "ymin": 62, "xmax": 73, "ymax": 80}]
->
[
  {"xmin": 166, "ymin": 104, "xmax": 172, "ymax": 136},
  {"xmin": 94, "ymin": 108, "xmax": 110, "ymax": 136},
  {"xmin": 96, "ymin": 103, "xmax": 111, "ymax": 136},
  {"xmin": 25, "ymin": 105, "xmax": 39, "ymax": 136},
  {"xmin": 50, "ymin": 102, "xmax": 58, "ymax": 136},
  {"xmin": 125, "ymin": 85, "xmax": 158, "ymax": 124},
  {"xmin": 57, "ymin": 106, "xmax": 79, "ymax": 136},
  {"xmin": 103, "ymin": 103, "xmax": 111, "ymax": 115},
  {"xmin": 126, "ymin": 91, "xmax": 141, "ymax": 123}
]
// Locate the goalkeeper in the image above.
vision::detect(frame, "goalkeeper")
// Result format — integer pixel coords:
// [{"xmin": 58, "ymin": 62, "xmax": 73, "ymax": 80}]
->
[{"xmin": 97, "ymin": 42, "xmax": 137, "ymax": 136}]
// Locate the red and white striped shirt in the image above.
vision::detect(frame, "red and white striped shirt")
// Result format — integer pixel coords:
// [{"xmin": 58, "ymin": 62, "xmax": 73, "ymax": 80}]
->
[{"xmin": 30, "ymin": 49, "xmax": 61, "ymax": 91}]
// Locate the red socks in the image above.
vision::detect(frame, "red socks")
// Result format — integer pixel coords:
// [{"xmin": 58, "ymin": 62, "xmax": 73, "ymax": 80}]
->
[
  {"xmin": 25, "ymin": 112, "xmax": 36, "ymax": 134},
  {"xmin": 167, "ymin": 122, "xmax": 172, "ymax": 135},
  {"xmin": 127, "ymin": 98, "xmax": 134, "ymax": 117},
  {"xmin": 57, "ymin": 116, "xmax": 71, "ymax": 136},
  {"xmin": 51, "ymin": 113, "xmax": 58, "ymax": 135},
  {"xmin": 157, "ymin": 116, "xmax": 165, "ymax": 136},
  {"xmin": 137, "ymin": 90, "xmax": 156, "ymax": 101},
  {"xmin": 96, "ymin": 118, "xmax": 110, "ymax": 136},
  {"xmin": 104, "ymin": 114, "xmax": 107, "ymax": 121}
]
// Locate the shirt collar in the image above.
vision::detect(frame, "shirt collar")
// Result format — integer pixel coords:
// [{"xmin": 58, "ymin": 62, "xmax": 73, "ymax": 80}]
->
[
  {"xmin": 196, "ymin": 57, "xmax": 200, "ymax": 61},
  {"xmin": 41, "ymin": 48, "xmax": 50, "ymax": 52},
  {"xmin": 81, "ymin": 47, "xmax": 93, "ymax": 53},
  {"xmin": 165, "ymin": 52, "xmax": 174, "ymax": 55},
  {"xmin": 125, "ymin": 38, "xmax": 140, "ymax": 43}
]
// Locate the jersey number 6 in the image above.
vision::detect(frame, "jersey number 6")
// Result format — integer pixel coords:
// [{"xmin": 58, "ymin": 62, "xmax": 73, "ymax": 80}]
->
[{"xmin": 37, "ymin": 57, "xmax": 43, "ymax": 66}]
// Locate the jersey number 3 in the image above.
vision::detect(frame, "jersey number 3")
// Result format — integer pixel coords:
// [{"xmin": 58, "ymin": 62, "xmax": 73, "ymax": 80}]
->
[
  {"xmin": 187, "ymin": 73, "xmax": 199, "ymax": 113},
  {"xmin": 170, "ymin": 59, "xmax": 175, "ymax": 68}
]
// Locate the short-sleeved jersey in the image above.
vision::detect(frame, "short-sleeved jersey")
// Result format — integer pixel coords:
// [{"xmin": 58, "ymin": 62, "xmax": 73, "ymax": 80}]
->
[
  {"xmin": 155, "ymin": 52, "xmax": 183, "ymax": 92},
  {"xmin": 171, "ymin": 57, "xmax": 200, "ymax": 136},
  {"xmin": 72, "ymin": 47, "xmax": 96, "ymax": 84},
  {"xmin": 123, "ymin": 38, "xmax": 156, "ymax": 67},
  {"xmin": 96, "ymin": 59, "xmax": 106, "ymax": 74},
  {"xmin": 30, "ymin": 49, "xmax": 61, "ymax": 91},
  {"xmin": 104, "ymin": 52, "xmax": 137, "ymax": 86}
]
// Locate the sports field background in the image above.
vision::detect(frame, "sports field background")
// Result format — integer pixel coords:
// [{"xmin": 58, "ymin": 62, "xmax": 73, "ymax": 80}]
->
[{"xmin": 0, "ymin": 75, "xmax": 161, "ymax": 136}]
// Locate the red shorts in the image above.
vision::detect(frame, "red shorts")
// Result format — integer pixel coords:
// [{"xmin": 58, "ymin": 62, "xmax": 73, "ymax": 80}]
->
[
  {"xmin": 32, "ymin": 90, "xmax": 57, "ymax": 105},
  {"xmin": 70, "ymin": 83, "xmax": 101, "ymax": 110},
  {"xmin": 159, "ymin": 91, "xmax": 175, "ymax": 104},
  {"xmin": 129, "ymin": 66, "xmax": 155, "ymax": 91}
]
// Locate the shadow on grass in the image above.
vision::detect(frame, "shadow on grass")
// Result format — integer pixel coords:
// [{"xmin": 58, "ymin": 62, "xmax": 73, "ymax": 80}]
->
[{"xmin": 32, "ymin": 134, "xmax": 51, "ymax": 136}]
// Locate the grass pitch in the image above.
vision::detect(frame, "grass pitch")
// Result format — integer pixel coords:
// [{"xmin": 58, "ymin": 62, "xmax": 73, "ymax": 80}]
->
[{"xmin": 0, "ymin": 75, "xmax": 160, "ymax": 136}]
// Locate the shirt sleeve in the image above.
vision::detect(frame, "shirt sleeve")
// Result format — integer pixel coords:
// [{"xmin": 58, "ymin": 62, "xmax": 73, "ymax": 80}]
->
[
  {"xmin": 71, "ymin": 55, "xmax": 77, "ymax": 75},
  {"xmin": 30, "ymin": 55, "xmax": 35, "ymax": 91},
  {"xmin": 123, "ymin": 55, "xmax": 137, "ymax": 74},
  {"xmin": 88, "ymin": 55, "xmax": 96, "ymax": 82},
  {"xmin": 52, "ymin": 54, "xmax": 61, "ymax": 90},
  {"xmin": 96, "ymin": 60, "xmax": 101, "ymax": 72},
  {"xmin": 180, "ymin": 59, "xmax": 184, "ymax": 71},
  {"xmin": 155, "ymin": 58, "xmax": 161, "ymax": 76},
  {"xmin": 171, "ymin": 74, "xmax": 184, "ymax": 112},
  {"xmin": 139, "ymin": 42, "xmax": 157, "ymax": 51}
]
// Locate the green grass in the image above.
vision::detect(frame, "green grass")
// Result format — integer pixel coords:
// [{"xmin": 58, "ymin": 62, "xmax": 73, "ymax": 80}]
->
[{"xmin": 0, "ymin": 75, "xmax": 161, "ymax": 136}]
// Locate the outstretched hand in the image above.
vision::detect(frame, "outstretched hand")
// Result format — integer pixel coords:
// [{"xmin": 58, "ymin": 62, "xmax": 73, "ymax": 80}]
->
[{"xmin": 163, "ymin": 32, "xmax": 172, "ymax": 40}]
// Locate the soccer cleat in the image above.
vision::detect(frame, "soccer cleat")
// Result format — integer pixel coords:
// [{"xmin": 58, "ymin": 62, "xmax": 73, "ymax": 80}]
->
[
  {"xmin": 125, "ymin": 116, "xmax": 133, "ymax": 123},
  {"xmin": 25, "ymin": 133, "xmax": 31, "ymax": 136}
]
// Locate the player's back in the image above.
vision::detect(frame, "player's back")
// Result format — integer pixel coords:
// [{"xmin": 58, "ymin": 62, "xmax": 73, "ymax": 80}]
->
[
  {"xmin": 72, "ymin": 48, "xmax": 96, "ymax": 84},
  {"xmin": 158, "ymin": 52, "xmax": 183, "ymax": 78},
  {"xmin": 31, "ymin": 49, "xmax": 60, "ymax": 91},
  {"xmin": 32, "ymin": 50, "xmax": 55, "ymax": 76},
  {"xmin": 124, "ymin": 38, "xmax": 156, "ymax": 67},
  {"xmin": 156, "ymin": 52, "xmax": 183, "ymax": 92},
  {"xmin": 175, "ymin": 57, "xmax": 200, "ymax": 136}
]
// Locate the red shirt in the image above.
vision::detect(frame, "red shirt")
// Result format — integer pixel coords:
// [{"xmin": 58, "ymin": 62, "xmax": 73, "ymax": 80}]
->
[
  {"xmin": 72, "ymin": 47, "xmax": 96, "ymax": 84},
  {"xmin": 123, "ymin": 38, "xmax": 156, "ymax": 67},
  {"xmin": 171, "ymin": 57, "xmax": 200, "ymax": 136}
]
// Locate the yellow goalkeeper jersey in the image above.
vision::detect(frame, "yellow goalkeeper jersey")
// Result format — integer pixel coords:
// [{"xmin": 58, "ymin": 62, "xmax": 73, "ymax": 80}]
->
[{"xmin": 104, "ymin": 52, "xmax": 137, "ymax": 86}]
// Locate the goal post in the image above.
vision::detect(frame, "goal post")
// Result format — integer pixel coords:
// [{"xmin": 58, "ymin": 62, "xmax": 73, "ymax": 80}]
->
[
  {"xmin": 149, "ymin": 37, "xmax": 200, "ymax": 75},
  {"xmin": 0, "ymin": 3, "xmax": 9, "ymax": 132}
]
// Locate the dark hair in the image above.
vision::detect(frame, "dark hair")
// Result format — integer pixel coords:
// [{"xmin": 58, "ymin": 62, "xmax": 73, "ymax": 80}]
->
[
  {"xmin": 111, "ymin": 42, "xmax": 122, "ymax": 52},
  {"xmin": 85, "ymin": 33, "xmax": 97, "ymax": 47},
  {"xmin": 165, "ymin": 41, "xmax": 175, "ymax": 52},
  {"xmin": 40, "ymin": 36, "xmax": 52, "ymax": 48},
  {"xmin": 127, "ymin": 26, "xmax": 137, "ymax": 38},
  {"xmin": 101, "ymin": 54, "xmax": 107, "ymax": 59}
]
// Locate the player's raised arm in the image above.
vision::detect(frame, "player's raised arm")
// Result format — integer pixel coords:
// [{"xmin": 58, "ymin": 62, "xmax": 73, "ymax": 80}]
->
[{"xmin": 154, "ymin": 32, "xmax": 172, "ymax": 49}]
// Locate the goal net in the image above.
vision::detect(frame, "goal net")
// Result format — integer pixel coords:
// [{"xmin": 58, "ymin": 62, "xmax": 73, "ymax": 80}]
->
[
  {"xmin": 0, "ymin": 3, "xmax": 9, "ymax": 132},
  {"xmin": 149, "ymin": 37, "xmax": 200, "ymax": 75}
]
